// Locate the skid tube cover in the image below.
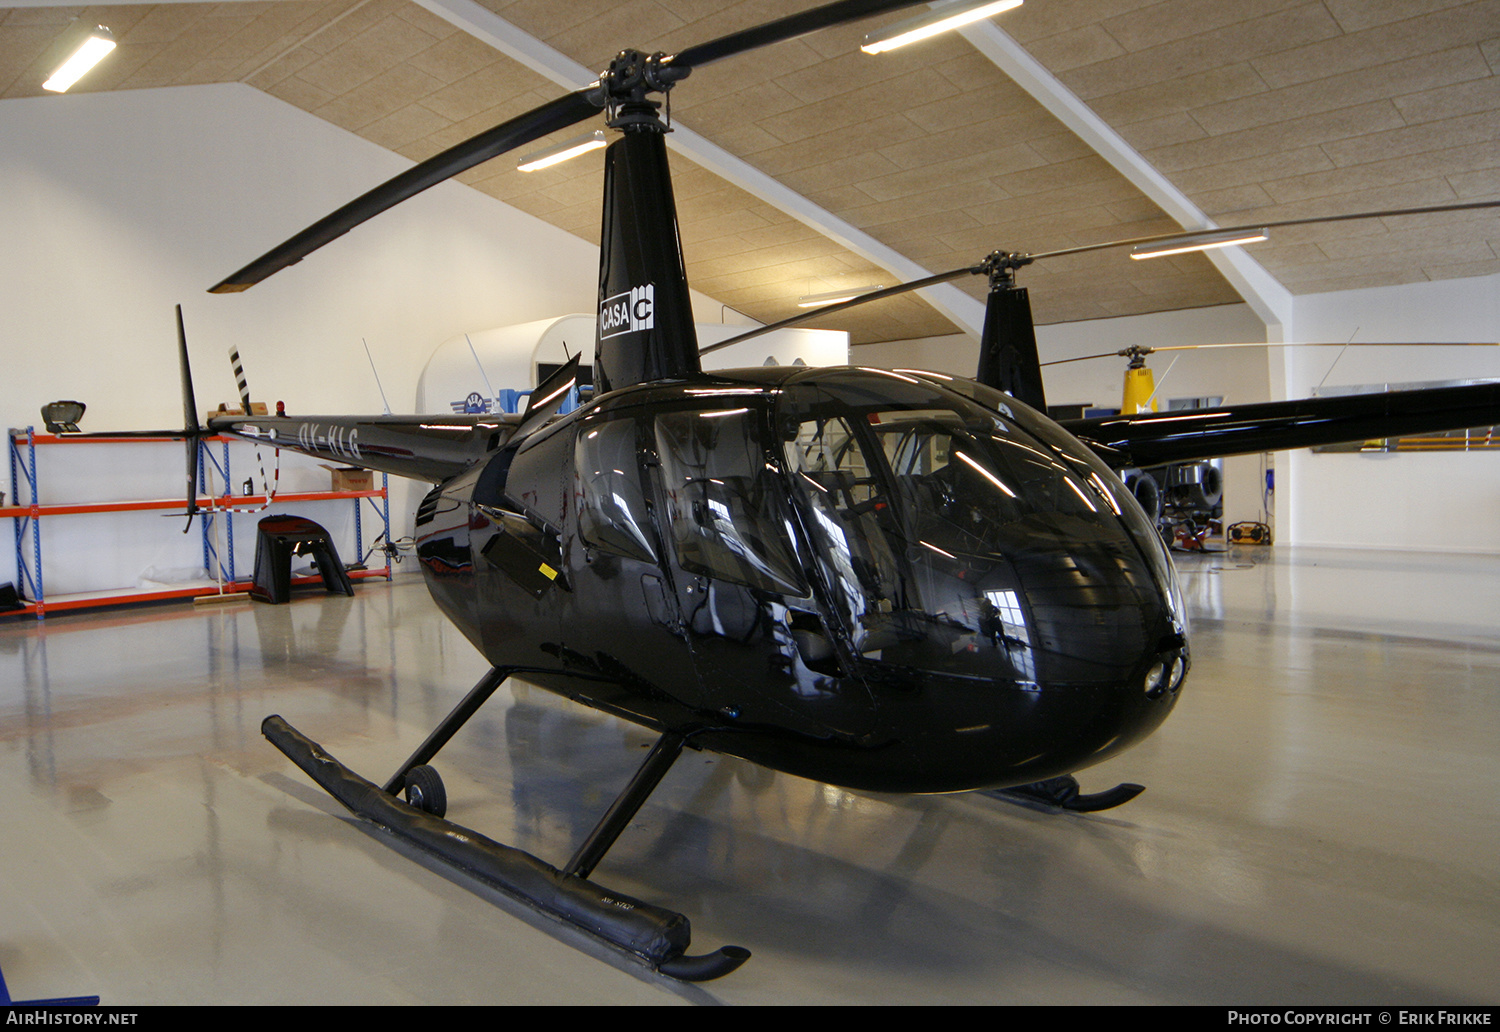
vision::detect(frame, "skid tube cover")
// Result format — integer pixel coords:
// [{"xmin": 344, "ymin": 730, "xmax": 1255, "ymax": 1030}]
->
[
  {"xmin": 983, "ymin": 775, "xmax": 1146, "ymax": 813},
  {"xmin": 262, "ymin": 715, "xmax": 750, "ymax": 982}
]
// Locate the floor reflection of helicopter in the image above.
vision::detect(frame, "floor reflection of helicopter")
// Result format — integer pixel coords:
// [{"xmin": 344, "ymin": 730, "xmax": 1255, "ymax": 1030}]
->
[{"xmin": 182, "ymin": 0, "xmax": 1500, "ymax": 982}]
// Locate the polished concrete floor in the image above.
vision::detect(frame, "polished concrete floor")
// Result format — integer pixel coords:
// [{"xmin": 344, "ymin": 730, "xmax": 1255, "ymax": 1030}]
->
[{"xmin": 1, "ymin": 547, "xmax": 1497, "ymax": 1005}]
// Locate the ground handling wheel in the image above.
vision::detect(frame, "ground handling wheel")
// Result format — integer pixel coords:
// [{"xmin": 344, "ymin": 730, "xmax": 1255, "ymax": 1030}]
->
[{"xmin": 403, "ymin": 764, "xmax": 447, "ymax": 818}]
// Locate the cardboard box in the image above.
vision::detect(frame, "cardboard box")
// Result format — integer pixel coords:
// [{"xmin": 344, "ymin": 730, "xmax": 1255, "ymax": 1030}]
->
[
  {"xmin": 205, "ymin": 402, "xmax": 268, "ymax": 422},
  {"xmin": 324, "ymin": 465, "xmax": 374, "ymax": 492}
]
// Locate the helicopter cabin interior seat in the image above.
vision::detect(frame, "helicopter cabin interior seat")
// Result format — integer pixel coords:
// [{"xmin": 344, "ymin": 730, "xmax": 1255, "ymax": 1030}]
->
[{"xmin": 671, "ymin": 473, "xmax": 804, "ymax": 596}]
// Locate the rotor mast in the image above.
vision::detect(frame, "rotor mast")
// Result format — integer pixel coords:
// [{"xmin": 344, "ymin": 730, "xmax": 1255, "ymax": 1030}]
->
[
  {"xmin": 592, "ymin": 50, "xmax": 700, "ymax": 395},
  {"xmin": 974, "ymin": 251, "xmax": 1047, "ymax": 411}
]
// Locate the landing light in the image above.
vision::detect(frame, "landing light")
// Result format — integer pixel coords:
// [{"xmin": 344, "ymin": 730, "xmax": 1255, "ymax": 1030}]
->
[{"xmin": 1144, "ymin": 652, "xmax": 1187, "ymax": 698}]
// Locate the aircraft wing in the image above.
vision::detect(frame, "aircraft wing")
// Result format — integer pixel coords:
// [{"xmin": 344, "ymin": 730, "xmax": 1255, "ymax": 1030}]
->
[
  {"xmin": 1059, "ymin": 381, "xmax": 1500, "ymax": 468},
  {"xmin": 206, "ymin": 413, "xmax": 518, "ymax": 483}
]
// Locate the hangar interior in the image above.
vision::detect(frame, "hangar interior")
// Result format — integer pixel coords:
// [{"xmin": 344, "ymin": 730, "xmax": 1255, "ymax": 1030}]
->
[{"xmin": 2, "ymin": 0, "xmax": 1498, "ymax": 1005}]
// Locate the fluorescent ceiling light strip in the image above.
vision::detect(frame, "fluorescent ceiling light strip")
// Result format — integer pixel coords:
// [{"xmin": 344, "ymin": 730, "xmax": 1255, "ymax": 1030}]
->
[
  {"xmin": 798, "ymin": 285, "xmax": 883, "ymax": 308},
  {"xmin": 1130, "ymin": 229, "xmax": 1269, "ymax": 260},
  {"xmin": 42, "ymin": 31, "xmax": 116, "ymax": 93},
  {"xmin": 516, "ymin": 130, "xmax": 607, "ymax": 172},
  {"xmin": 862, "ymin": 0, "xmax": 1023, "ymax": 55}
]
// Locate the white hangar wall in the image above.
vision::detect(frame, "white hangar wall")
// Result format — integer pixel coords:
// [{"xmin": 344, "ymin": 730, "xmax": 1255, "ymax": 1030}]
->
[
  {"xmin": 0, "ymin": 83, "xmax": 728, "ymax": 594},
  {"xmin": 1, "ymin": 83, "xmax": 604, "ymax": 433},
  {"xmin": 1281, "ymin": 274, "xmax": 1500, "ymax": 553}
]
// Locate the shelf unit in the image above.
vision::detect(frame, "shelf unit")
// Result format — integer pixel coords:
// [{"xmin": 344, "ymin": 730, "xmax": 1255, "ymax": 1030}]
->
[{"xmin": 5, "ymin": 427, "xmax": 391, "ymax": 620}]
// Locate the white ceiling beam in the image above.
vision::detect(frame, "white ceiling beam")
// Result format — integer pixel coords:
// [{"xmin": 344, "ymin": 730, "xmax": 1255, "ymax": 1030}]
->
[
  {"xmin": 959, "ymin": 19, "xmax": 1293, "ymax": 334},
  {"xmin": 413, "ymin": 0, "xmax": 988, "ymax": 337}
]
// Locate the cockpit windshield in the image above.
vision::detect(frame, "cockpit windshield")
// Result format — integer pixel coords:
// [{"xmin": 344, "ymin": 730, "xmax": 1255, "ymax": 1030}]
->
[
  {"xmin": 573, "ymin": 370, "xmax": 1183, "ymax": 690},
  {"xmin": 776, "ymin": 370, "xmax": 1181, "ymax": 687}
]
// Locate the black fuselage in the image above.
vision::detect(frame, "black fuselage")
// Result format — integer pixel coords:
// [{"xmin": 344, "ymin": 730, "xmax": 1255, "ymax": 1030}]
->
[{"xmin": 415, "ymin": 365, "xmax": 1187, "ymax": 793}]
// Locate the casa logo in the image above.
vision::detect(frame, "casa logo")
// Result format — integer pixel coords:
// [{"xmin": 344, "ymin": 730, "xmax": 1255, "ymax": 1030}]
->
[{"xmin": 599, "ymin": 283, "xmax": 654, "ymax": 339}]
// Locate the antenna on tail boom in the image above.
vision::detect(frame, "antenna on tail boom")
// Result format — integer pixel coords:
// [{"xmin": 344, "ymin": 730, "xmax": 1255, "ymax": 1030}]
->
[{"xmin": 362, "ymin": 337, "xmax": 394, "ymax": 416}]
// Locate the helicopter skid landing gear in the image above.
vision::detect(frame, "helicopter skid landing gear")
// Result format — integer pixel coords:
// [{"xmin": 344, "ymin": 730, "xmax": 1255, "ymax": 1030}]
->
[
  {"xmin": 262, "ymin": 714, "xmax": 748, "ymax": 981},
  {"xmin": 262, "ymin": 667, "xmax": 748, "ymax": 982},
  {"xmin": 982, "ymin": 774, "xmax": 1144, "ymax": 813}
]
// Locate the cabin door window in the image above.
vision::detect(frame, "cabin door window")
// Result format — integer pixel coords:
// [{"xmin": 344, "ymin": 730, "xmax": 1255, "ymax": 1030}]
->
[{"xmin": 652, "ymin": 408, "xmax": 806, "ymax": 596}]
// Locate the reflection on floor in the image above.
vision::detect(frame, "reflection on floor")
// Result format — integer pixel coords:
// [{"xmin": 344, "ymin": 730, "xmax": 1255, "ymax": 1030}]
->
[{"xmin": 1, "ymin": 547, "xmax": 1496, "ymax": 1005}]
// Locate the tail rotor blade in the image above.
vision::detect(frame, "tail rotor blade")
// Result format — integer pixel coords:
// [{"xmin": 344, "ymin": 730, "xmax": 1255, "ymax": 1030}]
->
[
  {"xmin": 229, "ymin": 345, "xmax": 252, "ymax": 414},
  {"xmin": 177, "ymin": 304, "xmax": 201, "ymax": 533}
]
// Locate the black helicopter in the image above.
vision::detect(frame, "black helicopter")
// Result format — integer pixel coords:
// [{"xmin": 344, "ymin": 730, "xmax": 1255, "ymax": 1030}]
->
[{"xmin": 186, "ymin": 0, "xmax": 1500, "ymax": 982}]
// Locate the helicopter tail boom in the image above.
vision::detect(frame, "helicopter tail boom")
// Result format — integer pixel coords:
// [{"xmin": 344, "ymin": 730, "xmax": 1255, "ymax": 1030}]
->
[{"xmin": 207, "ymin": 412, "xmax": 515, "ymax": 484}]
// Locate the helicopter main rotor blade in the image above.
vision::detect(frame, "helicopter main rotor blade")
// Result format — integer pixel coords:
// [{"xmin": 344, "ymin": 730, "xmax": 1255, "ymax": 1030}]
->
[
  {"xmin": 210, "ymin": 1, "xmax": 950, "ymax": 296},
  {"xmin": 668, "ymin": 0, "xmax": 929, "ymax": 69},
  {"xmin": 1026, "ymin": 200, "xmax": 1500, "ymax": 263},
  {"xmin": 716, "ymin": 199, "xmax": 1500, "ymax": 348},
  {"xmin": 700, "ymin": 264, "xmax": 983, "ymax": 354},
  {"xmin": 1041, "ymin": 340, "xmax": 1500, "ymax": 367},
  {"xmin": 210, "ymin": 90, "xmax": 601, "ymax": 293}
]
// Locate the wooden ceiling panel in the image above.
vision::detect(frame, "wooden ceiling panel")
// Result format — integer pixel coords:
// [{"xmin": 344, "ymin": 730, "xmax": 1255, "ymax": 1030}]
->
[
  {"xmin": 1091, "ymin": 0, "xmax": 1316, "ymax": 55},
  {"xmin": 1250, "ymin": 1, "xmax": 1493, "ymax": 88},
  {"xmin": 1019, "ymin": 0, "xmax": 1500, "ymax": 308},
  {"xmin": 1044, "ymin": 5, "xmax": 1345, "ymax": 101},
  {"xmin": 2, "ymin": 0, "xmax": 1497, "ymax": 345}
]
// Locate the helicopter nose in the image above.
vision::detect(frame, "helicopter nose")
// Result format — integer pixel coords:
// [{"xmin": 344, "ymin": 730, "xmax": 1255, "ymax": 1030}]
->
[
  {"xmin": 946, "ymin": 644, "xmax": 1183, "ymax": 787},
  {"xmin": 845, "ymin": 647, "xmax": 1186, "ymax": 795},
  {"xmin": 1055, "ymin": 635, "xmax": 1189, "ymax": 770}
]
